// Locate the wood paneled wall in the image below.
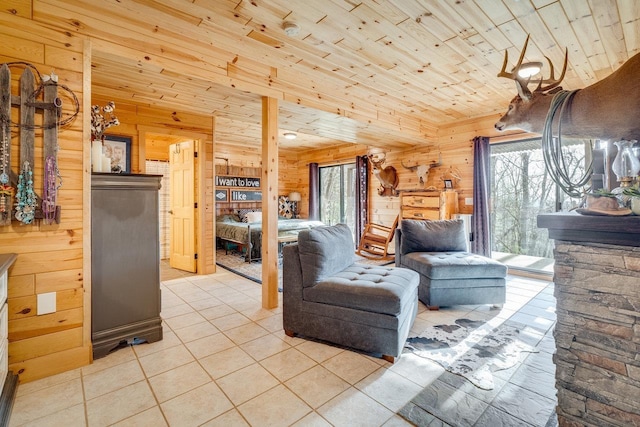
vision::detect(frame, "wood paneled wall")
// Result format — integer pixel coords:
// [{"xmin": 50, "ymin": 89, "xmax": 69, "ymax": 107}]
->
[
  {"xmin": 277, "ymin": 115, "xmax": 529, "ymax": 230},
  {"xmin": 0, "ymin": 0, "xmax": 533, "ymax": 384},
  {"xmin": 92, "ymin": 96, "xmax": 216, "ymax": 274},
  {"xmin": 216, "ymin": 142, "xmax": 263, "ymax": 170},
  {"xmin": 214, "ymin": 164, "xmax": 262, "ymax": 218},
  {"xmin": 0, "ymin": 13, "xmax": 91, "ymax": 382}
]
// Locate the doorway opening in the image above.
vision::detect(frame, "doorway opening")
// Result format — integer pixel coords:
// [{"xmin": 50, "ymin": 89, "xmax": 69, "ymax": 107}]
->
[{"xmin": 143, "ymin": 132, "xmax": 200, "ymax": 274}]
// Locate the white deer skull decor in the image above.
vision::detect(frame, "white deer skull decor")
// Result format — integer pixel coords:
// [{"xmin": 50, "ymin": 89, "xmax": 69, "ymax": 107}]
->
[
  {"xmin": 368, "ymin": 153, "xmax": 399, "ymax": 197},
  {"xmin": 401, "ymin": 153, "xmax": 442, "ymax": 186}
]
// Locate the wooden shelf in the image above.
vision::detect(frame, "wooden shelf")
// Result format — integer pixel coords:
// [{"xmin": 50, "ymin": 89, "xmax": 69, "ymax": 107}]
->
[{"xmin": 538, "ymin": 212, "xmax": 640, "ymax": 247}]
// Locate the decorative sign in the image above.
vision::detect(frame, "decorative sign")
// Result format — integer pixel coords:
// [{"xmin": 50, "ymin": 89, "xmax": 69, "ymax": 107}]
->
[
  {"xmin": 231, "ymin": 190, "xmax": 262, "ymax": 201},
  {"xmin": 215, "ymin": 175, "xmax": 261, "ymax": 188},
  {"xmin": 215, "ymin": 189, "xmax": 228, "ymax": 202}
]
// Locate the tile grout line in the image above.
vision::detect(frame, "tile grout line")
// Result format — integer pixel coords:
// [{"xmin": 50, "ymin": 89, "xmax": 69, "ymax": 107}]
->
[{"xmin": 9, "ymin": 271, "xmax": 557, "ymax": 427}]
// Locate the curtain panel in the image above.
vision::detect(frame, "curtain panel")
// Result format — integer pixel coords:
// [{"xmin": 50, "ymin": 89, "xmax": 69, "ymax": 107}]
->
[
  {"xmin": 355, "ymin": 155, "xmax": 369, "ymax": 245},
  {"xmin": 308, "ymin": 162, "xmax": 320, "ymax": 220},
  {"xmin": 472, "ymin": 136, "xmax": 491, "ymax": 257}
]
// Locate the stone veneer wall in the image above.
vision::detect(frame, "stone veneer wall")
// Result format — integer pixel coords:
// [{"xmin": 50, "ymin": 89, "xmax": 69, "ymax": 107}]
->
[{"xmin": 553, "ymin": 241, "xmax": 640, "ymax": 426}]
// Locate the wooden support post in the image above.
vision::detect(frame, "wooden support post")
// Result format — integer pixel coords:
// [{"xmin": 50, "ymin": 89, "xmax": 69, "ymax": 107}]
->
[{"xmin": 261, "ymin": 96, "xmax": 279, "ymax": 309}]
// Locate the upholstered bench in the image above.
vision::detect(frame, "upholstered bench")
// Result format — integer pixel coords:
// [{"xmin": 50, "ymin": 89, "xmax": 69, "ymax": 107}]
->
[
  {"xmin": 283, "ymin": 223, "xmax": 419, "ymax": 362},
  {"xmin": 395, "ymin": 219, "xmax": 507, "ymax": 309}
]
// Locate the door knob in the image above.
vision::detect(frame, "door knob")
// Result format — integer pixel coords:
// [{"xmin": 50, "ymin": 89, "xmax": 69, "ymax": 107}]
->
[{"xmin": 168, "ymin": 210, "xmax": 174, "ymax": 214}]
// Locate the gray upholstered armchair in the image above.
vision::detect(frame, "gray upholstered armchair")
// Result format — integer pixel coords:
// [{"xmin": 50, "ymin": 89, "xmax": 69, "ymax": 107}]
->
[
  {"xmin": 282, "ymin": 223, "xmax": 419, "ymax": 362},
  {"xmin": 395, "ymin": 219, "xmax": 507, "ymax": 310}
]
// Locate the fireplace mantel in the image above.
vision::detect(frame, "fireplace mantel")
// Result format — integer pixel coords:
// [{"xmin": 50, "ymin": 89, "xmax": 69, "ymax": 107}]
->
[{"xmin": 538, "ymin": 211, "xmax": 640, "ymax": 247}]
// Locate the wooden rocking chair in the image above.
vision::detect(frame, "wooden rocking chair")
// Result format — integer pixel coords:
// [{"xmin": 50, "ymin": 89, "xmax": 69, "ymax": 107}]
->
[{"xmin": 356, "ymin": 215, "xmax": 399, "ymax": 261}]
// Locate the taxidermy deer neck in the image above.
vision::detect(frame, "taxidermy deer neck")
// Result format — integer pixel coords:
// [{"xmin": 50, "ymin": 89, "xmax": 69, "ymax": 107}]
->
[{"xmin": 495, "ymin": 35, "xmax": 640, "ymax": 140}]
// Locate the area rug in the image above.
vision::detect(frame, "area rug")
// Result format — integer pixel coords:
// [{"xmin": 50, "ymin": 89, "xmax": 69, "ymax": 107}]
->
[
  {"xmin": 216, "ymin": 248, "xmax": 394, "ymax": 284},
  {"xmin": 404, "ymin": 318, "xmax": 538, "ymax": 391},
  {"xmin": 216, "ymin": 249, "xmax": 265, "ymax": 284}
]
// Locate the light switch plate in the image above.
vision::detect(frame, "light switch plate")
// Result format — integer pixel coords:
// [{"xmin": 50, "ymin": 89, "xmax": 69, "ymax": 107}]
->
[
  {"xmin": 37, "ymin": 292, "xmax": 56, "ymax": 315},
  {"xmin": 465, "ymin": 197, "xmax": 473, "ymax": 205}
]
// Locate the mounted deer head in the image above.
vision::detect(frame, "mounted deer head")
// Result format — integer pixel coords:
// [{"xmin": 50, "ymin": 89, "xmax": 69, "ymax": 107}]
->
[
  {"xmin": 401, "ymin": 153, "xmax": 442, "ymax": 185},
  {"xmin": 495, "ymin": 35, "xmax": 640, "ymax": 139},
  {"xmin": 495, "ymin": 35, "xmax": 568, "ymax": 133},
  {"xmin": 368, "ymin": 153, "xmax": 399, "ymax": 197}
]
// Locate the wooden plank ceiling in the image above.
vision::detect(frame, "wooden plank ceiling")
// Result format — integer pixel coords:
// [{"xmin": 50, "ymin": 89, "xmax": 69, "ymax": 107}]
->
[{"xmin": 64, "ymin": 0, "xmax": 639, "ymax": 151}]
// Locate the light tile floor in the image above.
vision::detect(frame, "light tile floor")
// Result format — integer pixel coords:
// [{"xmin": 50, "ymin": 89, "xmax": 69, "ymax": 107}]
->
[{"xmin": 9, "ymin": 267, "xmax": 558, "ymax": 427}]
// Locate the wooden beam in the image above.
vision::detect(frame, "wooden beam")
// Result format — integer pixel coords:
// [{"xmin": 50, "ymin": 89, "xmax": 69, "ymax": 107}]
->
[
  {"xmin": 196, "ymin": 135, "xmax": 206, "ymax": 276},
  {"xmin": 261, "ymin": 96, "xmax": 279, "ymax": 309},
  {"xmin": 208, "ymin": 115, "xmax": 217, "ymax": 274},
  {"xmin": 82, "ymin": 39, "xmax": 92, "ymax": 356}
]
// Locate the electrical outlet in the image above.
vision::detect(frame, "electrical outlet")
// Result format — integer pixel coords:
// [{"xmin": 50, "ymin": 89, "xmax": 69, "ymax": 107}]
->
[
  {"xmin": 465, "ymin": 197, "xmax": 473, "ymax": 205},
  {"xmin": 37, "ymin": 292, "xmax": 56, "ymax": 315}
]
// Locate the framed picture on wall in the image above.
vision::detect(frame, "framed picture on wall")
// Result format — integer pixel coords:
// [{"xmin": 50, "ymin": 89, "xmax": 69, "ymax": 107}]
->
[
  {"xmin": 444, "ymin": 179, "xmax": 453, "ymax": 189},
  {"xmin": 103, "ymin": 135, "xmax": 132, "ymax": 174},
  {"xmin": 215, "ymin": 189, "xmax": 229, "ymax": 202}
]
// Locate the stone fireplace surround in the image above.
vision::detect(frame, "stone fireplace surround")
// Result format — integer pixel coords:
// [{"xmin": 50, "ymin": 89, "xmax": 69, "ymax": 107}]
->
[{"xmin": 538, "ymin": 213, "xmax": 640, "ymax": 426}]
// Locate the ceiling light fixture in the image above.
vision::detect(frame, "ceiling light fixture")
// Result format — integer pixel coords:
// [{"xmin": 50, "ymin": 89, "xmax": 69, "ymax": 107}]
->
[
  {"xmin": 282, "ymin": 21, "xmax": 300, "ymax": 37},
  {"xmin": 517, "ymin": 61, "xmax": 542, "ymax": 78},
  {"xmin": 283, "ymin": 132, "xmax": 297, "ymax": 140}
]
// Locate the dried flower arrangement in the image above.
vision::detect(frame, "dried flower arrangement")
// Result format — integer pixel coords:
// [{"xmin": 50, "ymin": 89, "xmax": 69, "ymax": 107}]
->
[{"xmin": 91, "ymin": 101, "xmax": 119, "ymax": 141}]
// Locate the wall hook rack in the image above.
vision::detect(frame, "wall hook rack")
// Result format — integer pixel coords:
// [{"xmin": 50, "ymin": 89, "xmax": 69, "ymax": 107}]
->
[{"xmin": 0, "ymin": 63, "xmax": 68, "ymax": 225}]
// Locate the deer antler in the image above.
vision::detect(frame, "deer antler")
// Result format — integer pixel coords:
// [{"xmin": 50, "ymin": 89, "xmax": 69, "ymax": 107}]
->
[
  {"xmin": 368, "ymin": 152, "xmax": 386, "ymax": 167},
  {"xmin": 535, "ymin": 49, "xmax": 568, "ymax": 93},
  {"xmin": 497, "ymin": 35, "xmax": 530, "ymax": 80},
  {"xmin": 499, "ymin": 35, "xmax": 569, "ymax": 98},
  {"xmin": 497, "ymin": 35, "xmax": 534, "ymax": 100}
]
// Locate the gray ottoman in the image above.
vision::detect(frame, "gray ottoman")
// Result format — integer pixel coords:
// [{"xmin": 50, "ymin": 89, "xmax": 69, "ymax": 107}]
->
[
  {"xmin": 395, "ymin": 219, "xmax": 508, "ymax": 309},
  {"xmin": 401, "ymin": 251, "xmax": 507, "ymax": 308}
]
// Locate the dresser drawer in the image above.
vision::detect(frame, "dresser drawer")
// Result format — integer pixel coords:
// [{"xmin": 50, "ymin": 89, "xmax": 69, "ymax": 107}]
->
[
  {"xmin": 402, "ymin": 195, "xmax": 440, "ymax": 209},
  {"xmin": 0, "ymin": 338, "xmax": 7, "ymax": 385},
  {"xmin": 402, "ymin": 209, "xmax": 441, "ymax": 220},
  {"xmin": 0, "ymin": 271, "xmax": 6, "ymax": 307},
  {"xmin": 0, "ymin": 304, "xmax": 6, "ymax": 342}
]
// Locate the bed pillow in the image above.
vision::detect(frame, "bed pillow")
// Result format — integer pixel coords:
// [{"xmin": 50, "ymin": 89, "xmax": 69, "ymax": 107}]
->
[
  {"xmin": 278, "ymin": 196, "xmax": 293, "ymax": 218},
  {"xmin": 400, "ymin": 219, "xmax": 467, "ymax": 254},
  {"xmin": 245, "ymin": 211, "xmax": 262, "ymax": 223},
  {"xmin": 216, "ymin": 213, "xmax": 241, "ymax": 223},
  {"xmin": 237, "ymin": 208, "xmax": 259, "ymax": 223}
]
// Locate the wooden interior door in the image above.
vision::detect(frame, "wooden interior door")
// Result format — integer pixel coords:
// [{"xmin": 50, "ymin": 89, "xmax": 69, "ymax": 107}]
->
[{"xmin": 169, "ymin": 140, "xmax": 196, "ymax": 272}]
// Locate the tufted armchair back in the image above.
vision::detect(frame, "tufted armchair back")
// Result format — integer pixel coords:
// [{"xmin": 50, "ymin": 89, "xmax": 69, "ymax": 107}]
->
[
  {"xmin": 297, "ymin": 223, "xmax": 355, "ymax": 288},
  {"xmin": 395, "ymin": 219, "xmax": 468, "ymax": 266}
]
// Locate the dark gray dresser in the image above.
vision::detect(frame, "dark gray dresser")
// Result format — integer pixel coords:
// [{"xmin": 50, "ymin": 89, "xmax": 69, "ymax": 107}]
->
[{"xmin": 91, "ymin": 173, "xmax": 163, "ymax": 359}]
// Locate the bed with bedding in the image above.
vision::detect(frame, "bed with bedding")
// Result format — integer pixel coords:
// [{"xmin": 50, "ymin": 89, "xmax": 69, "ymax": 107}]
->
[{"xmin": 216, "ymin": 212, "xmax": 325, "ymax": 262}]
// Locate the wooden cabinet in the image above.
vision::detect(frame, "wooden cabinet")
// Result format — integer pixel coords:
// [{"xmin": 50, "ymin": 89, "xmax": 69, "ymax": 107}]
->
[
  {"xmin": 399, "ymin": 191, "xmax": 458, "ymax": 221},
  {"xmin": 91, "ymin": 174, "xmax": 163, "ymax": 359}
]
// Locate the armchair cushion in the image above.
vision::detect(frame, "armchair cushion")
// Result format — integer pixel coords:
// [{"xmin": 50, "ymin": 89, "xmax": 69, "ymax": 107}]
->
[
  {"xmin": 303, "ymin": 264, "xmax": 418, "ymax": 316},
  {"xmin": 402, "ymin": 251, "xmax": 508, "ymax": 280},
  {"xmin": 298, "ymin": 223, "xmax": 355, "ymax": 288},
  {"xmin": 400, "ymin": 219, "xmax": 467, "ymax": 254}
]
